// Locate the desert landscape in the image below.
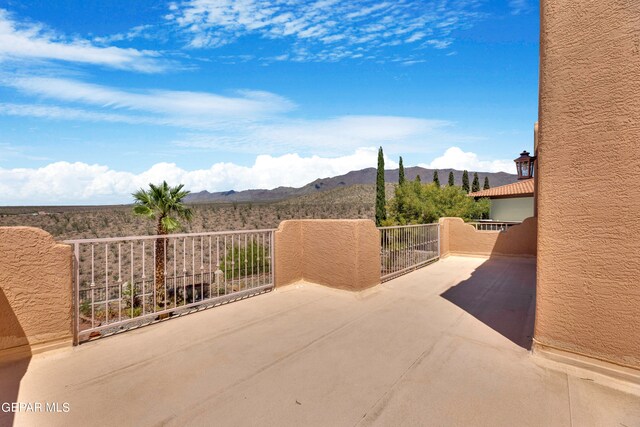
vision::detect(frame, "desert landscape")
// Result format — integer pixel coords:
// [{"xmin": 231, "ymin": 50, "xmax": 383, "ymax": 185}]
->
[
  {"xmin": 0, "ymin": 167, "xmax": 514, "ymax": 241},
  {"xmin": 0, "ymin": 185, "xmax": 378, "ymax": 240}
]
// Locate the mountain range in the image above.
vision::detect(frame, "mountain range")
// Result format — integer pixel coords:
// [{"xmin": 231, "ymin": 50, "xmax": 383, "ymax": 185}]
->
[{"xmin": 185, "ymin": 167, "xmax": 518, "ymax": 204}]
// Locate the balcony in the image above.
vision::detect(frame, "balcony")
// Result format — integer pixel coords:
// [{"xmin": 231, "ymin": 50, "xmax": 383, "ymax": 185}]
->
[{"xmin": 2, "ymin": 253, "xmax": 639, "ymax": 426}]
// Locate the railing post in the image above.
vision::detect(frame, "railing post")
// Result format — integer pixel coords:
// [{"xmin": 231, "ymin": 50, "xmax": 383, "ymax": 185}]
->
[
  {"xmin": 270, "ymin": 230, "xmax": 275, "ymax": 287},
  {"xmin": 437, "ymin": 223, "xmax": 441, "ymax": 259},
  {"xmin": 73, "ymin": 243, "xmax": 80, "ymax": 346}
]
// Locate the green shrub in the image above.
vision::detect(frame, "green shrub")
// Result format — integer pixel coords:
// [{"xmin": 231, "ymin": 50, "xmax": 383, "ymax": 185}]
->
[
  {"xmin": 220, "ymin": 238, "xmax": 269, "ymax": 279},
  {"xmin": 385, "ymin": 182, "xmax": 489, "ymax": 225}
]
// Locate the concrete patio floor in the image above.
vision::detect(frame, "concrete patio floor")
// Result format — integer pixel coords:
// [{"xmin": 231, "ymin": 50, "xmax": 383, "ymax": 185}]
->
[{"xmin": 2, "ymin": 256, "xmax": 639, "ymax": 426}]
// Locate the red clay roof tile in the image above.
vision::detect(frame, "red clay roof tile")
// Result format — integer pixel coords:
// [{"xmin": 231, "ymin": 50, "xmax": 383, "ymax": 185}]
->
[{"xmin": 468, "ymin": 178, "xmax": 534, "ymax": 198}]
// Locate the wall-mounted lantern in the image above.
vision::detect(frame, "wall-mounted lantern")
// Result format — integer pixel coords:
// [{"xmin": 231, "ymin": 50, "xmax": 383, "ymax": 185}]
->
[{"xmin": 514, "ymin": 150, "xmax": 536, "ymax": 180}]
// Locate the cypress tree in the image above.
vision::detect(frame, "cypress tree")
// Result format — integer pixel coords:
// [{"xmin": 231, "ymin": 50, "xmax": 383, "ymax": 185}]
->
[
  {"xmin": 412, "ymin": 174, "xmax": 422, "ymax": 195},
  {"xmin": 462, "ymin": 170, "xmax": 470, "ymax": 193},
  {"xmin": 413, "ymin": 175, "xmax": 422, "ymax": 197},
  {"xmin": 448, "ymin": 171, "xmax": 455, "ymax": 186},
  {"xmin": 433, "ymin": 170, "xmax": 440, "ymax": 187},
  {"xmin": 375, "ymin": 147, "xmax": 386, "ymax": 226},
  {"xmin": 472, "ymin": 172, "xmax": 480, "ymax": 192},
  {"xmin": 483, "ymin": 176, "xmax": 490, "ymax": 190},
  {"xmin": 398, "ymin": 156, "xmax": 405, "ymax": 185}
]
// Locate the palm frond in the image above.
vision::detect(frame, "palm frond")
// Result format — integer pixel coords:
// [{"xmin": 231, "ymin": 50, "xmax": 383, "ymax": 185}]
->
[
  {"xmin": 132, "ymin": 205, "xmax": 154, "ymax": 217},
  {"xmin": 161, "ymin": 216, "xmax": 180, "ymax": 233},
  {"xmin": 132, "ymin": 181, "xmax": 193, "ymax": 234}
]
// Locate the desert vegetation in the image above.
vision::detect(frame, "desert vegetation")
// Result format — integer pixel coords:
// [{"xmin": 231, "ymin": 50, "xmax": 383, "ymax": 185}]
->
[
  {"xmin": 0, "ymin": 172, "xmax": 489, "ymax": 241},
  {"xmin": 0, "ymin": 184, "xmax": 390, "ymax": 241},
  {"xmin": 384, "ymin": 178, "xmax": 489, "ymax": 225},
  {"xmin": 376, "ymin": 151, "xmax": 490, "ymax": 226}
]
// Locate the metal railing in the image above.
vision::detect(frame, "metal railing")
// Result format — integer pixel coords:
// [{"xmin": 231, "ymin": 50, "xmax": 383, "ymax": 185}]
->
[
  {"xmin": 379, "ymin": 223, "xmax": 440, "ymax": 282},
  {"xmin": 467, "ymin": 221, "xmax": 521, "ymax": 231},
  {"xmin": 66, "ymin": 229, "xmax": 275, "ymax": 344}
]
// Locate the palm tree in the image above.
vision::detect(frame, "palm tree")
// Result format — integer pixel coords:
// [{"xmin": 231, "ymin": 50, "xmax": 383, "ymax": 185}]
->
[{"xmin": 132, "ymin": 181, "xmax": 193, "ymax": 305}]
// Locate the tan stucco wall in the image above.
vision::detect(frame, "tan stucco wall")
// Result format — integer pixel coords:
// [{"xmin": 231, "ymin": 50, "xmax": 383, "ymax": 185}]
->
[
  {"xmin": 439, "ymin": 217, "xmax": 537, "ymax": 258},
  {"xmin": 536, "ymin": 1, "xmax": 640, "ymax": 369},
  {"xmin": 490, "ymin": 197, "xmax": 534, "ymax": 222},
  {"xmin": 274, "ymin": 221, "xmax": 303, "ymax": 288},
  {"xmin": 274, "ymin": 220, "xmax": 380, "ymax": 291},
  {"xmin": 0, "ymin": 227, "xmax": 73, "ymax": 360}
]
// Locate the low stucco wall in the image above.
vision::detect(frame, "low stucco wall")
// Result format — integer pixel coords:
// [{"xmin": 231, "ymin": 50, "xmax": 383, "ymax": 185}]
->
[
  {"xmin": 275, "ymin": 220, "xmax": 380, "ymax": 291},
  {"xmin": 536, "ymin": 0, "xmax": 640, "ymax": 369},
  {"xmin": 0, "ymin": 227, "xmax": 73, "ymax": 361},
  {"xmin": 439, "ymin": 217, "xmax": 537, "ymax": 258}
]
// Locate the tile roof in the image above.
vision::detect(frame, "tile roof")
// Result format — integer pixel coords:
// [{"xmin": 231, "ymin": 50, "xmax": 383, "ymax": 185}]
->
[{"xmin": 468, "ymin": 178, "xmax": 534, "ymax": 198}]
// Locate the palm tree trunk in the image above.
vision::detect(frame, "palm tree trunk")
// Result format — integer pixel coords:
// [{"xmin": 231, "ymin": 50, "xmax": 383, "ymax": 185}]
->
[{"xmin": 155, "ymin": 218, "xmax": 166, "ymax": 306}]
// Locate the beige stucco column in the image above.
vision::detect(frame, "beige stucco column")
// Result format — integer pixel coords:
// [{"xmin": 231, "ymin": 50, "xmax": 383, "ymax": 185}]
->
[
  {"xmin": 0, "ymin": 227, "xmax": 73, "ymax": 361},
  {"xmin": 535, "ymin": 1, "xmax": 640, "ymax": 369},
  {"xmin": 275, "ymin": 220, "xmax": 380, "ymax": 292}
]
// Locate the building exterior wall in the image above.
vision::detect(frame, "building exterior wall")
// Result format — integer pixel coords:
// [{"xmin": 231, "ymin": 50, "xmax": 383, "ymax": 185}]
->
[
  {"xmin": 533, "ymin": 122, "xmax": 539, "ymax": 218},
  {"xmin": 439, "ymin": 217, "xmax": 536, "ymax": 258},
  {"xmin": 275, "ymin": 220, "xmax": 380, "ymax": 292},
  {"xmin": 490, "ymin": 197, "xmax": 534, "ymax": 222},
  {"xmin": 0, "ymin": 227, "xmax": 73, "ymax": 361},
  {"xmin": 536, "ymin": 0, "xmax": 640, "ymax": 369}
]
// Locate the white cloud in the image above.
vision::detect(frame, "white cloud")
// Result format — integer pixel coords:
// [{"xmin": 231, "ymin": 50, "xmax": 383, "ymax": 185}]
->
[
  {"xmin": 420, "ymin": 147, "xmax": 514, "ymax": 173},
  {"xmin": 92, "ymin": 25, "xmax": 155, "ymax": 44},
  {"xmin": 401, "ymin": 59, "xmax": 427, "ymax": 66},
  {"xmin": 508, "ymin": 0, "xmax": 531, "ymax": 15},
  {"xmin": 422, "ymin": 39, "xmax": 452, "ymax": 50},
  {"xmin": 0, "ymin": 73, "xmax": 463, "ymax": 154},
  {"xmin": 0, "ymin": 148, "xmax": 398, "ymax": 205},
  {"xmin": 0, "ymin": 9, "xmax": 165, "ymax": 72},
  {"xmin": 0, "ymin": 103, "xmax": 167, "ymax": 126},
  {"xmin": 406, "ymin": 32, "xmax": 426, "ymax": 43},
  {"xmin": 0, "ymin": 100, "xmax": 465, "ymax": 155},
  {"xmin": 0, "ymin": 75, "xmax": 483, "ymax": 157},
  {"xmin": 3, "ymin": 76, "xmax": 295, "ymax": 122},
  {"xmin": 172, "ymin": 115, "xmax": 454, "ymax": 154},
  {"xmin": 169, "ymin": 0, "xmax": 482, "ymax": 62},
  {"xmin": 249, "ymin": 116, "xmax": 448, "ymax": 151}
]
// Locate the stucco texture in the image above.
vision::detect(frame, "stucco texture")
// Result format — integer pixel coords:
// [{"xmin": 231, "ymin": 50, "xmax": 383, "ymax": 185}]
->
[
  {"xmin": 439, "ymin": 217, "xmax": 537, "ymax": 258},
  {"xmin": 274, "ymin": 220, "xmax": 380, "ymax": 291},
  {"xmin": 536, "ymin": 0, "xmax": 640, "ymax": 368},
  {"xmin": 0, "ymin": 227, "xmax": 73, "ymax": 359}
]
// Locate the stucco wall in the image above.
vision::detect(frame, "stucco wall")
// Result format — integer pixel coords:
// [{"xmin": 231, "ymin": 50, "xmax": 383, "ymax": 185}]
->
[
  {"xmin": 274, "ymin": 221, "xmax": 302, "ymax": 288},
  {"xmin": 0, "ymin": 227, "xmax": 73, "ymax": 360},
  {"xmin": 536, "ymin": 0, "xmax": 640, "ymax": 369},
  {"xmin": 274, "ymin": 220, "xmax": 380, "ymax": 291},
  {"xmin": 439, "ymin": 217, "xmax": 537, "ymax": 258},
  {"xmin": 533, "ymin": 122, "xmax": 539, "ymax": 218},
  {"xmin": 490, "ymin": 197, "xmax": 534, "ymax": 222}
]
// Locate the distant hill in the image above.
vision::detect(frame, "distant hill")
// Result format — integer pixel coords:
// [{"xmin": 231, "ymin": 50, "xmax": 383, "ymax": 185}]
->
[{"xmin": 185, "ymin": 167, "xmax": 518, "ymax": 204}]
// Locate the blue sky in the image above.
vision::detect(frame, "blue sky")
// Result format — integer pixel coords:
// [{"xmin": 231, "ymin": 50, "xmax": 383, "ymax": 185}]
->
[{"xmin": 0, "ymin": 0, "xmax": 538, "ymax": 205}]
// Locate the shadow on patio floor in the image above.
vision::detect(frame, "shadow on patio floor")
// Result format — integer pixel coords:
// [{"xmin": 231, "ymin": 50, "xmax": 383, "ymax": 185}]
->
[
  {"xmin": 440, "ymin": 257, "xmax": 536, "ymax": 350},
  {"xmin": 0, "ymin": 288, "xmax": 32, "ymax": 427}
]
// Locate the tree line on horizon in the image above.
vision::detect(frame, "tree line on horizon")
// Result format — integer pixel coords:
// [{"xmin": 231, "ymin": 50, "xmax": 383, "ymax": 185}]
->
[{"xmin": 375, "ymin": 147, "xmax": 490, "ymax": 226}]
